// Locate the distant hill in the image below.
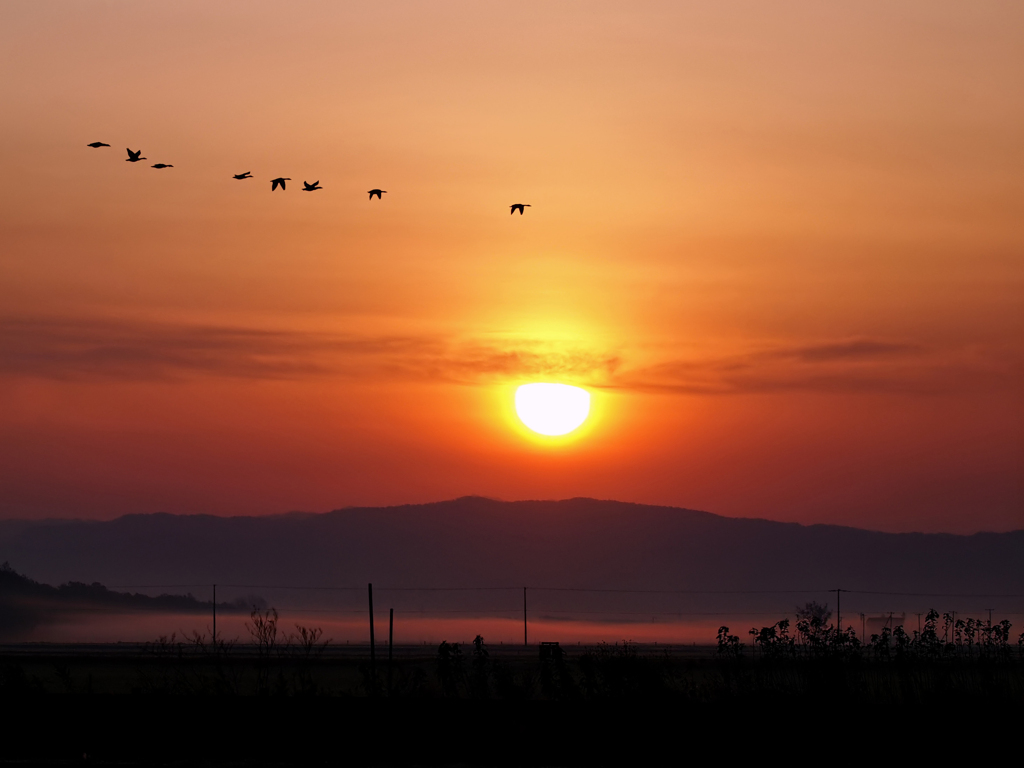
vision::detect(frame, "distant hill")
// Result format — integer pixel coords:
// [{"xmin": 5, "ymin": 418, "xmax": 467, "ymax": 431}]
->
[{"xmin": 1, "ymin": 498, "xmax": 1021, "ymax": 621}]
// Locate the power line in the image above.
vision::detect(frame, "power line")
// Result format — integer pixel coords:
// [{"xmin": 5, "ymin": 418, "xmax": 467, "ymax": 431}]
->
[
  {"xmin": 844, "ymin": 590, "xmax": 1024, "ymax": 598},
  {"xmin": 105, "ymin": 583, "xmax": 1024, "ymax": 599}
]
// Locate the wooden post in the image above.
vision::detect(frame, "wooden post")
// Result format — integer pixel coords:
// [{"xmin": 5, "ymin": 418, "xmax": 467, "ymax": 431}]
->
[
  {"xmin": 836, "ymin": 588, "xmax": 841, "ymax": 631},
  {"xmin": 212, "ymin": 584, "xmax": 216, "ymax": 644},
  {"xmin": 388, "ymin": 608, "xmax": 394, "ymax": 696},
  {"xmin": 368, "ymin": 583, "xmax": 376, "ymax": 694},
  {"xmin": 523, "ymin": 587, "xmax": 528, "ymax": 647}
]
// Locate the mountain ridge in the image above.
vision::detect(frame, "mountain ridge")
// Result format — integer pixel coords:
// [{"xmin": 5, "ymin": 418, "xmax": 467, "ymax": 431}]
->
[
  {"xmin": 9, "ymin": 496, "xmax": 1015, "ymax": 539},
  {"xmin": 1, "ymin": 497, "xmax": 1020, "ymax": 597}
]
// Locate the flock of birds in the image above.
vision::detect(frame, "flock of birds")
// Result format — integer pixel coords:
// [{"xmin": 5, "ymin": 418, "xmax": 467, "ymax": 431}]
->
[{"xmin": 86, "ymin": 142, "xmax": 533, "ymax": 213}]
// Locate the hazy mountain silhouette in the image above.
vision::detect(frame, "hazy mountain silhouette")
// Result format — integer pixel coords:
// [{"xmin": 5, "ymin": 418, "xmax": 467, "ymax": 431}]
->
[
  {"xmin": 1, "ymin": 499, "xmax": 1020, "ymax": 609},
  {"xmin": 0, "ymin": 562, "xmax": 250, "ymax": 635}
]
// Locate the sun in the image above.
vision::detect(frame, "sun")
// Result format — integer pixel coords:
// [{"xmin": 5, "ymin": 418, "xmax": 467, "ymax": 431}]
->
[{"xmin": 514, "ymin": 383, "xmax": 591, "ymax": 436}]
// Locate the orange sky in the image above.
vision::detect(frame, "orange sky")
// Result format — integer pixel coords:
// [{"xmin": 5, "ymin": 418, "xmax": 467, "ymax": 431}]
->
[{"xmin": 1, "ymin": 1, "xmax": 1021, "ymax": 532}]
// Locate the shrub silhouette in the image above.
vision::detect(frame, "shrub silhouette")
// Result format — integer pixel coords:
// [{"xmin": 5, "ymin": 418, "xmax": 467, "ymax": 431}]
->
[
  {"xmin": 290, "ymin": 624, "xmax": 329, "ymax": 695},
  {"xmin": 749, "ymin": 620, "xmax": 794, "ymax": 660},
  {"xmin": 436, "ymin": 641, "xmax": 465, "ymax": 697},
  {"xmin": 246, "ymin": 606, "xmax": 279, "ymax": 695},
  {"xmin": 538, "ymin": 642, "xmax": 577, "ymax": 700},
  {"xmin": 137, "ymin": 630, "xmax": 238, "ymax": 695},
  {"xmin": 795, "ymin": 601, "xmax": 832, "ymax": 625},
  {"xmin": 492, "ymin": 656, "xmax": 535, "ymax": 700},
  {"xmin": 470, "ymin": 635, "xmax": 490, "ymax": 699},
  {"xmin": 716, "ymin": 626, "xmax": 742, "ymax": 658},
  {"xmin": 577, "ymin": 642, "xmax": 670, "ymax": 700}
]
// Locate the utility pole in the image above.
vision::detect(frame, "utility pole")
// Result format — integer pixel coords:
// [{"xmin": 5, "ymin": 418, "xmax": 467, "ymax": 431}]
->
[
  {"xmin": 986, "ymin": 608, "xmax": 993, "ymax": 627},
  {"xmin": 212, "ymin": 584, "xmax": 216, "ymax": 645},
  {"xmin": 388, "ymin": 608, "xmax": 394, "ymax": 697},
  {"xmin": 368, "ymin": 583, "xmax": 376, "ymax": 694},
  {"xmin": 523, "ymin": 587, "xmax": 528, "ymax": 647},
  {"xmin": 836, "ymin": 589, "xmax": 842, "ymax": 631}
]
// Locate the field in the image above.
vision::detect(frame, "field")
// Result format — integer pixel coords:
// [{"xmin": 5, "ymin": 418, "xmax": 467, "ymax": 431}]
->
[{"xmin": 2, "ymin": 632, "xmax": 1022, "ymax": 765}]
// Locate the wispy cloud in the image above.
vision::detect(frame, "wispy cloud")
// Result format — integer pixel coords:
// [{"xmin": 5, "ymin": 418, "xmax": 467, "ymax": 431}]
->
[
  {"xmin": 0, "ymin": 316, "xmax": 616, "ymax": 385},
  {"xmin": 0, "ymin": 315, "xmax": 1011, "ymax": 396},
  {"xmin": 608, "ymin": 339, "xmax": 1012, "ymax": 396},
  {"xmin": 791, "ymin": 340, "xmax": 923, "ymax": 363}
]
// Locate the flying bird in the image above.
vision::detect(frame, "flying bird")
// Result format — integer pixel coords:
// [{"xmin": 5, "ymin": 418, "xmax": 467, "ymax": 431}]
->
[
  {"xmin": 151, "ymin": 163, "xmax": 173, "ymax": 169},
  {"xmin": 125, "ymin": 148, "xmax": 146, "ymax": 163},
  {"xmin": 271, "ymin": 177, "xmax": 290, "ymax": 191},
  {"xmin": 302, "ymin": 181, "xmax": 322, "ymax": 191},
  {"xmin": 87, "ymin": 142, "xmax": 110, "ymax": 148},
  {"xmin": 233, "ymin": 172, "xmax": 253, "ymax": 180},
  {"xmin": 368, "ymin": 189, "xmax": 386, "ymax": 200},
  {"xmin": 510, "ymin": 203, "xmax": 531, "ymax": 215}
]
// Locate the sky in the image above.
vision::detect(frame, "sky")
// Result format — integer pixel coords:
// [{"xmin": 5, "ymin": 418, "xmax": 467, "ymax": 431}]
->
[{"xmin": 0, "ymin": 1, "xmax": 1021, "ymax": 533}]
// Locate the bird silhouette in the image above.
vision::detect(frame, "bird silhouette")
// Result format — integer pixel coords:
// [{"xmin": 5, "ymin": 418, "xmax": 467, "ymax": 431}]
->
[
  {"xmin": 368, "ymin": 189, "xmax": 386, "ymax": 200},
  {"xmin": 271, "ymin": 177, "xmax": 291, "ymax": 191},
  {"xmin": 151, "ymin": 163, "xmax": 173, "ymax": 169},
  {"xmin": 233, "ymin": 172, "xmax": 253, "ymax": 180},
  {"xmin": 303, "ymin": 181, "xmax": 322, "ymax": 191},
  {"xmin": 87, "ymin": 142, "xmax": 110, "ymax": 148},
  {"xmin": 126, "ymin": 148, "xmax": 146, "ymax": 163},
  {"xmin": 510, "ymin": 203, "xmax": 531, "ymax": 215}
]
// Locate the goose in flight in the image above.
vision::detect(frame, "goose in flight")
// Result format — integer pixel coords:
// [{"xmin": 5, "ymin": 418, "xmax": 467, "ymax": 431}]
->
[
  {"xmin": 126, "ymin": 148, "xmax": 146, "ymax": 163},
  {"xmin": 87, "ymin": 142, "xmax": 110, "ymax": 148},
  {"xmin": 510, "ymin": 203, "xmax": 531, "ymax": 215},
  {"xmin": 233, "ymin": 172, "xmax": 253, "ymax": 180},
  {"xmin": 303, "ymin": 181, "xmax": 322, "ymax": 191},
  {"xmin": 151, "ymin": 163, "xmax": 173, "ymax": 169},
  {"xmin": 270, "ymin": 177, "xmax": 290, "ymax": 191},
  {"xmin": 368, "ymin": 189, "xmax": 386, "ymax": 200}
]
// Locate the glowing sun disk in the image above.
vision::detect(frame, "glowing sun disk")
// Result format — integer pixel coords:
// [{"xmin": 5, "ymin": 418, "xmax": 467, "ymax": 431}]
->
[{"xmin": 514, "ymin": 383, "xmax": 591, "ymax": 436}]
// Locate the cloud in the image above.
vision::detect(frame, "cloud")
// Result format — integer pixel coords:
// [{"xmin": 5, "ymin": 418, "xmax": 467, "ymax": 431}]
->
[
  {"xmin": 0, "ymin": 316, "xmax": 616, "ymax": 385},
  {"xmin": 0, "ymin": 316, "xmax": 1011, "ymax": 396},
  {"xmin": 604, "ymin": 340, "xmax": 1013, "ymax": 396},
  {"xmin": 790, "ymin": 340, "xmax": 924, "ymax": 363}
]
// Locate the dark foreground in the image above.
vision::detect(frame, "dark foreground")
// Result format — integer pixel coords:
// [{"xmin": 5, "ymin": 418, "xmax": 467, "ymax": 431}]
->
[{"xmin": 1, "ymin": 640, "xmax": 1022, "ymax": 765}]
